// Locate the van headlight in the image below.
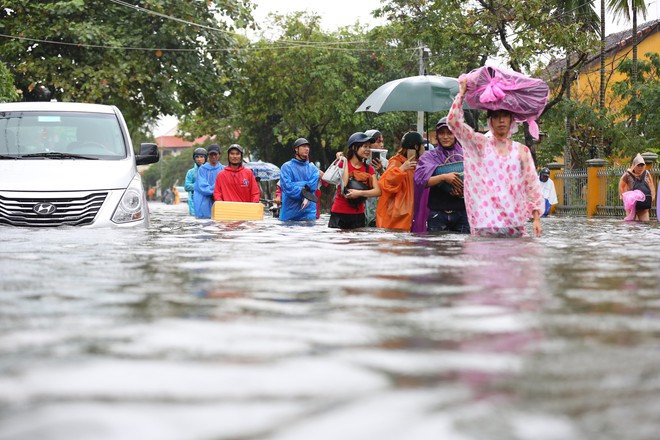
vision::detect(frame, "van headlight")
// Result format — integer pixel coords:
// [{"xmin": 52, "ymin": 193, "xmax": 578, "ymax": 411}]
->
[{"xmin": 112, "ymin": 178, "xmax": 145, "ymax": 223}]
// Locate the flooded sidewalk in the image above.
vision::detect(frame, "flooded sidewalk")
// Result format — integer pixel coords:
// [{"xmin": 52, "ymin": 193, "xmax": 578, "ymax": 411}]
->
[{"xmin": 0, "ymin": 203, "xmax": 659, "ymax": 440}]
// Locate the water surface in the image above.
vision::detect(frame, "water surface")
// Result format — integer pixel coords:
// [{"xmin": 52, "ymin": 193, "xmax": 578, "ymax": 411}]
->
[{"xmin": 1, "ymin": 203, "xmax": 659, "ymax": 440}]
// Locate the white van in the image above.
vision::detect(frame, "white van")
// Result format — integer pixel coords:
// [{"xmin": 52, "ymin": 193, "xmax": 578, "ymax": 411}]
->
[{"xmin": 0, "ymin": 102, "xmax": 159, "ymax": 227}]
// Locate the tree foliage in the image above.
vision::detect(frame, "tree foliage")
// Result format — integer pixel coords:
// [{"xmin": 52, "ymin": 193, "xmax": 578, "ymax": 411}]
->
[
  {"xmin": 180, "ymin": 12, "xmax": 417, "ymax": 169},
  {"xmin": 0, "ymin": 62, "xmax": 18, "ymax": 102},
  {"xmin": 141, "ymin": 149, "xmax": 195, "ymax": 192},
  {"xmin": 375, "ymin": 0, "xmax": 601, "ymax": 158},
  {"xmin": 537, "ymin": 52, "xmax": 659, "ymax": 168},
  {"xmin": 611, "ymin": 53, "xmax": 660, "ymax": 152},
  {"xmin": 0, "ymin": 0, "xmax": 253, "ymax": 133}
]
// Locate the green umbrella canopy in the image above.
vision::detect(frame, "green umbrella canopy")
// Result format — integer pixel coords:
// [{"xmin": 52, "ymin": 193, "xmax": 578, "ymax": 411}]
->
[{"xmin": 355, "ymin": 75, "xmax": 467, "ymax": 113}]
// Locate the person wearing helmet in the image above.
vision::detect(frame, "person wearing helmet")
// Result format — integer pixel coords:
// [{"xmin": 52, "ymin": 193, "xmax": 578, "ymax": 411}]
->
[
  {"xmin": 184, "ymin": 147, "xmax": 207, "ymax": 215},
  {"xmin": 213, "ymin": 144, "xmax": 260, "ymax": 203},
  {"xmin": 375, "ymin": 131, "xmax": 424, "ymax": 231},
  {"xmin": 193, "ymin": 144, "xmax": 224, "ymax": 218},
  {"xmin": 538, "ymin": 167, "xmax": 558, "ymax": 217},
  {"xmin": 446, "ymin": 77, "xmax": 544, "ymax": 237},
  {"xmin": 279, "ymin": 138, "xmax": 321, "ymax": 221},
  {"xmin": 413, "ymin": 118, "xmax": 469, "ymax": 233},
  {"xmin": 328, "ymin": 132, "xmax": 381, "ymax": 229}
]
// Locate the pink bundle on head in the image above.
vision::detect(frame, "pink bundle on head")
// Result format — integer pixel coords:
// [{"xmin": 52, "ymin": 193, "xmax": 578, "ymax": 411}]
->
[
  {"xmin": 622, "ymin": 190, "xmax": 646, "ymax": 221},
  {"xmin": 459, "ymin": 66, "xmax": 549, "ymax": 139}
]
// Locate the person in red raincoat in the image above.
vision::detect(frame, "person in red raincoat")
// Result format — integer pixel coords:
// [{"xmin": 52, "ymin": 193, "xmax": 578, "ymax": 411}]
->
[{"xmin": 213, "ymin": 144, "xmax": 261, "ymax": 203}]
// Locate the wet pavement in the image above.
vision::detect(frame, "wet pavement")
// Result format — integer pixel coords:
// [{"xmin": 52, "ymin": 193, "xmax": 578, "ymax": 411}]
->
[{"xmin": 1, "ymin": 202, "xmax": 659, "ymax": 440}]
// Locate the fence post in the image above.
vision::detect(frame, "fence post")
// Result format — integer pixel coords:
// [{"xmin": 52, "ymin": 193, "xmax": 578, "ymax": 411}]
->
[
  {"xmin": 586, "ymin": 158, "xmax": 608, "ymax": 217},
  {"xmin": 642, "ymin": 152, "xmax": 658, "ymax": 170},
  {"xmin": 546, "ymin": 162, "xmax": 563, "ymax": 214}
]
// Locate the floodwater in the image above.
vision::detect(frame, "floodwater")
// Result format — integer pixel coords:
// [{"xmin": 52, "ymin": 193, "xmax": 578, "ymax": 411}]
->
[{"xmin": 1, "ymin": 203, "xmax": 659, "ymax": 440}]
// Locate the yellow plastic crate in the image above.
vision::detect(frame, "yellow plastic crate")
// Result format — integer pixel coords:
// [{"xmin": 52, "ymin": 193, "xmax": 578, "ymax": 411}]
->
[{"xmin": 212, "ymin": 201, "xmax": 264, "ymax": 221}]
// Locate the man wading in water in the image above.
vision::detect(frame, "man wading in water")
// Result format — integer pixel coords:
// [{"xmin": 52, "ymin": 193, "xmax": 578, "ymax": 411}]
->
[{"xmin": 447, "ymin": 77, "xmax": 544, "ymax": 238}]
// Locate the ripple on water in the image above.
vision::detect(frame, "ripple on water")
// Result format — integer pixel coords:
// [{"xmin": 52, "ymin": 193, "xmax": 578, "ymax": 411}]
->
[{"xmin": 1, "ymin": 205, "xmax": 660, "ymax": 439}]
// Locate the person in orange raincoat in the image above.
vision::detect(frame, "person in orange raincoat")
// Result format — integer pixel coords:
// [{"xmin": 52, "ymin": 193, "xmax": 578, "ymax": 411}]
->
[{"xmin": 375, "ymin": 131, "xmax": 424, "ymax": 230}]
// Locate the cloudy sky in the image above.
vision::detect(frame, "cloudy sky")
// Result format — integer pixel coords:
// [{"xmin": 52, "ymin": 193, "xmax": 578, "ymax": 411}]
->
[
  {"xmin": 250, "ymin": 0, "xmax": 384, "ymax": 31},
  {"xmin": 251, "ymin": 0, "xmax": 659, "ymax": 33}
]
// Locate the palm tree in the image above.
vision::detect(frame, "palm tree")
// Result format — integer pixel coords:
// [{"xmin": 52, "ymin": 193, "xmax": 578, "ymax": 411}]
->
[
  {"xmin": 607, "ymin": 0, "xmax": 649, "ymax": 132},
  {"xmin": 554, "ymin": 0, "xmax": 599, "ymax": 168},
  {"xmin": 599, "ymin": 0, "xmax": 606, "ymax": 152}
]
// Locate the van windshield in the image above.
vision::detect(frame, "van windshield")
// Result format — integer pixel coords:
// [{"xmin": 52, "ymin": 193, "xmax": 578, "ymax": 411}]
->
[{"xmin": 0, "ymin": 111, "xmax": 127, "ymax": 159}]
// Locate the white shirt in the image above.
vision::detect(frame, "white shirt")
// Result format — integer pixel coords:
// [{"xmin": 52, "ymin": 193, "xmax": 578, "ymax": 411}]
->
[{"xmin": 540, "ymin": 177, "xmax": 558, "ymax": 205}]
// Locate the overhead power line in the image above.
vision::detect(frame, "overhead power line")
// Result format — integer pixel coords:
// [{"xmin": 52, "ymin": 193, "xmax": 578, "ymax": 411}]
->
[
  {"xmin": 106, "ymin": 0, "xmax": 231, "ymax": 34},
  {"xmin": 107, "ymin": 0, "xmax": 373, "ymax": 47},
  {"xmin": 0, "ymin": 32, "xmax": 405, "ymax": 54}
]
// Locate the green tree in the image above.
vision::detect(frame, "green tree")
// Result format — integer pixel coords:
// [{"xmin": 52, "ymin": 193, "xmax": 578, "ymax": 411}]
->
[
  {"xmin": 607, "ymin": 0, "xmax": 649, "ymax": 131},
  {"xmin": 0, "ymin": 62, "xmax": 18, "ymax": 102},
  {"xmin": 375, "ymin": 0, "xmax": 601, "ymax": 159},
  {"xmin": 538, "ymin": 53, "xmax": 659, "ymax": 167},
  {"xmin": 0, "ymin": 0, "xmax": 253, "ymax": 134},
  {"xmin": 181, "ymin": 12, "xmax": 415, "ymax": 168},
  {"xmin": 142, "ymin": 148, "xmax": 196, "ymax": 192},
  {"xmin": 553, "ymin": 0, "xmax": 599, "ymax": 169},
  {"xmin": 612, "ymin": 53, "xmax": 660, "ymax": 152}
]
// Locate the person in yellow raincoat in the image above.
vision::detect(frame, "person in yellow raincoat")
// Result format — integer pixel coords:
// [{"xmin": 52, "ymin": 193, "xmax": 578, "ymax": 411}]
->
[{"xmin": 375, "ymin": 131, "xmax": 424, "ymax": 230}]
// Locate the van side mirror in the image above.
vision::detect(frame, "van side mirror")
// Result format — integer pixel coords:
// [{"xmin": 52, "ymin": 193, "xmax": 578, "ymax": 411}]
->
[{"xmin": 136, "ymin": 143, "xmax": 159, "ymax": 165}]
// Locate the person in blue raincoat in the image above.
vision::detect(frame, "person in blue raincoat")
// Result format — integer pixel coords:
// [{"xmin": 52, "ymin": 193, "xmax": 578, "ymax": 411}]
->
[
  {"xmin": 184, "ymin": 147, "xmax": 207, "ymax": 216},
  {"xmin": 193, "ymin": 144, "xmax": 224, "ymax": 218},
  {"xmin": 279, "ymin": 138, "xmax": 320, "ymax": 221}
]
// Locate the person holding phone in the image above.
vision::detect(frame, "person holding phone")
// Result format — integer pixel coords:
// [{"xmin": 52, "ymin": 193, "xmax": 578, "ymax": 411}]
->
[
  {"xmin": 364, "ymin": 129, "xmax": 386, "ymax": 227},
  {"xmin": 375, "ymin": 131, "xmax": 424, "ymax": 231}
]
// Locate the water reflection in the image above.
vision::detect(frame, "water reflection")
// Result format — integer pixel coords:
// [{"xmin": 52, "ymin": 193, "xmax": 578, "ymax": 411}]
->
[{"xmin": 0, "ymin": 206, "xmax": 659, "ymax": 439}]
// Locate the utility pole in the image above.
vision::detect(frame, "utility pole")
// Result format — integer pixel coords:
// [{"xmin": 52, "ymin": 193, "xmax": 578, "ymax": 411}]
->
[
  {"xmin": 564, "ymin": 57, "xmax": 571, "ymax": 171},
  {"xmin": 598, "ymin": 0, "xmax": 605, "ymax": 157},
  {"xmin": 417, "ymin": 41, "xmax": 426, "ymax": 134}
]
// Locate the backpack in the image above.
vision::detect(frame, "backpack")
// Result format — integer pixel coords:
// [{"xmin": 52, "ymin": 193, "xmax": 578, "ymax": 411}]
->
[{"xmin": 628, "ymin": 170, "xmax": 652, "ymax": 210}]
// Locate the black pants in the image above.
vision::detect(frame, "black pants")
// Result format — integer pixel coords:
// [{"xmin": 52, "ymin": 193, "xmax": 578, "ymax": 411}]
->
[
  {"xmin": 328, "ymin": 212, "xmax": 366, "ymax": 229},
  {"xmin": 427, "ymin": 209, "xmax": 470, "ymax": 233}
]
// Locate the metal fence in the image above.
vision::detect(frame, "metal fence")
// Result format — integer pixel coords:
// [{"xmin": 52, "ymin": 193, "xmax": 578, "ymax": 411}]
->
[
  {"xmin": 555, "ymin": 164, "xmax": 659, "ymax": 218},
  {"xmin": 555, "ymin": 168, "xmax": 588, "ymax": 215},
  {"xmin": 596, "ymin": 166, "xmax": 626, "ymax": 217}
]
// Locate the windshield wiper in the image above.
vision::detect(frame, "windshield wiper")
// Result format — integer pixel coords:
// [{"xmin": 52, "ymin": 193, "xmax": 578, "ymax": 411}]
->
[
  {"xmin": 20, "ymin": 152, "xmax": 98, "ymax": 160},
  {"xmin": 0, "ymin": 154, "xmax": 19, "ymax": 159}
]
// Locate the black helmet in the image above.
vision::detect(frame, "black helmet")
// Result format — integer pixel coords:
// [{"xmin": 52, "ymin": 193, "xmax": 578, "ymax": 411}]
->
[
  {"xmin": 540, "ymin": 167, "xmax": 550, "ymax": 177},
  {"xmin": 193, "ymin": 147, "xmax": 207, "ymax": 159},
  {"xmin": 401, "ymin": 131, "xmax": 423, "ymax": 149},
  {"xmin": 294, "ymin": 138, "xmax": 310, "ymax": 148}
]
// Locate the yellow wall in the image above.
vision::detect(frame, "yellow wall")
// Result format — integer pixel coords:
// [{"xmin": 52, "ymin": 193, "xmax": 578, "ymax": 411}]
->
[{"xmin": 572, "ymin": 32, "xmax": 659, "ymax": 109}]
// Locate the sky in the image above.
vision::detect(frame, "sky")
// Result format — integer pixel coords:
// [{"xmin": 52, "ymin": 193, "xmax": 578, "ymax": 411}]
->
[
  {"xmin": 250, "ymin": 0, "xmax": 384, "ymax": 31},
  {"xmin": 250, "ymin": 0, "xmax": 659, "ymax": 33}
]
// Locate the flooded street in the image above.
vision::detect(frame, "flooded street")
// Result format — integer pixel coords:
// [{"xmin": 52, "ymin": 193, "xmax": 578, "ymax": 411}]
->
[{"xmin": 1, "ymin": 202, "xmax": 660, "ymax": 440}]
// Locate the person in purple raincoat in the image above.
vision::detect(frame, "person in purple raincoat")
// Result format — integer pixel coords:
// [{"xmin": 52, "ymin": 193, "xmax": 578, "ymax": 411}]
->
[{"xmin": 412, "ymin": 118, "xmax": 469, "ymax": 233}]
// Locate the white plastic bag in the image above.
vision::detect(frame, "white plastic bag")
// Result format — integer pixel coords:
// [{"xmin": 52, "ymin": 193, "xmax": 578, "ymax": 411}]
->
[{"xmin": 322, "ymin": 157, "xmax": 346, "ymax": 186}]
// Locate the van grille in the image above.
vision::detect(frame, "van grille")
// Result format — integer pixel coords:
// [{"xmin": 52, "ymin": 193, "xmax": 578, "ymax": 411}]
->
[{"xmin": 0, "ymin": 192, "xmax": 108, "ymax": 227}]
